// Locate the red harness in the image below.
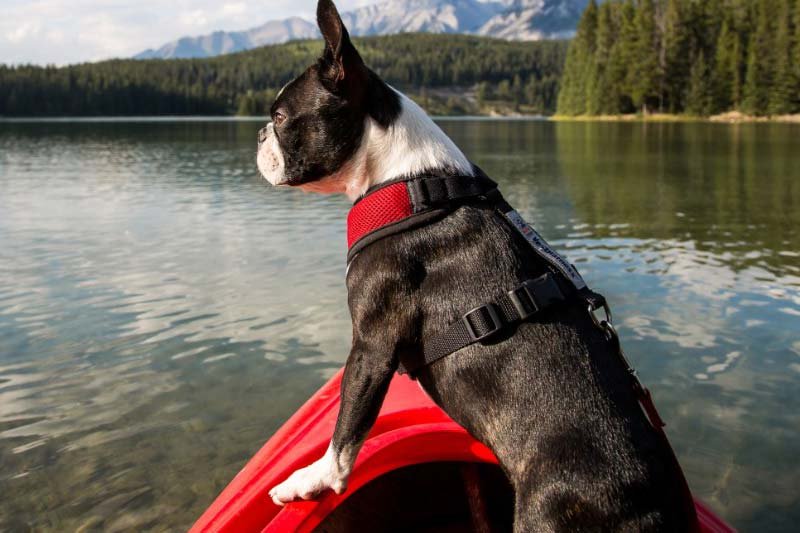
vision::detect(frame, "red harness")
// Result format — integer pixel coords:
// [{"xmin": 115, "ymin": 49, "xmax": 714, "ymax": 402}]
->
[
  {"xmin": 347, "ymin": 181, "xmax": 412, "ymax": 249},
  {"xmin": 346, "ymin": 175, "xmax": 498, "ymax": 262}
]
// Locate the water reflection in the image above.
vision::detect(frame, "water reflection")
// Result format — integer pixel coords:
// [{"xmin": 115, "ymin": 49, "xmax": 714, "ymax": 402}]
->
[{"xmin": 1, "ymin": 119, "xmax": 799, "ymax": 531}]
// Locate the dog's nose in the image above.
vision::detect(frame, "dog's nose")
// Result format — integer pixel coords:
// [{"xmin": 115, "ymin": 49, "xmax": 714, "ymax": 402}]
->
[{"xmin": 258, "ymin": 126, "xmax": 269, "ymax": 145}]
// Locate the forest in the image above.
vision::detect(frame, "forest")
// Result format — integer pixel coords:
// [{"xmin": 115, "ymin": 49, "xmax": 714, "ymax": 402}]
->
[
  {"xmin": 0, "ymin": 34, "xmax": 567, "ymax": 117},
  {"xmin": 557, "ymin": 0, "xmax": 800, "ymax": 117}
]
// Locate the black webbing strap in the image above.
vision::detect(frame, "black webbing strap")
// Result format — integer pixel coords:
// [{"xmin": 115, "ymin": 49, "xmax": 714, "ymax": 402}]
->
[
  {"xmin": 406, "ymin": 175, "xmax": 498, "ymax": 213},
  {"xmin": 399, "ymin": 273, "xmax": 569, "ymax": 375}
]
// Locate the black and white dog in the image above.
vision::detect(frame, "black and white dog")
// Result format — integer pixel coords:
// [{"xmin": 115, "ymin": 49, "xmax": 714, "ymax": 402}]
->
[{"xmin": 258, "ymin": 1, "xmax": 696, "ymax": 530}]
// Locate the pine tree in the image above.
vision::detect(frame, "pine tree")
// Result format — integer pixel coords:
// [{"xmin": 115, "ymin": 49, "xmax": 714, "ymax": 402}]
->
[
  {"xmin": 512, "ymin": 74, "xmax": 524, "ymax": 107},
  {"xmin": 236, "ymin": 92, "xmax": 257, "ymax": 116},
  {"xmin": 588, "ymin": 2, "xmax": 617, "ymax": 114},
  {"xmin": 630, "ymin": 0, "xmax": 659, "ymax": 114},
  {"xmin": 712, "ymin": 19, "xmax": 740, "ymax": 112},
  {"xmin": 769, "ymin": 0, "xmax": 795, "ymax": 114},
  {"xmin": 556, "ymin": 0, "xmax": 598, "ymax": 115},
  {"xmin": 793, "ymin": 0, "xmax": 800, "ymax": 111},
  {"xmin": 475, "ymin": 81, "xmax": 490, "ymax": 106},
  {"xmin": 613, "ymin": 0, "xmax": 639, "ymax": 113},
  {"xmin": 556, "ymin": 40, "xmax": 584, "ymax": 115},
  {"xmin": 496, "ymin": 79, "xmax": 512, "ymax": 101},
  {"xmin": 663, "ymin": 0, "xmax": 691, "ymax": 112},
  {"xmin": 686, "ymin": 52, "xmax": 713, "ymax": 116},
  {"xmin": 743, "ymin": 0, "xmax": 775, "ymax": 115}
]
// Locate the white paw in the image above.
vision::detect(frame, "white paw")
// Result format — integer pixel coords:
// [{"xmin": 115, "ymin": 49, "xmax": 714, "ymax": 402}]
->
[{"xmin": 268, "ymin": 447, "xmax": 348, "ymax": 506}]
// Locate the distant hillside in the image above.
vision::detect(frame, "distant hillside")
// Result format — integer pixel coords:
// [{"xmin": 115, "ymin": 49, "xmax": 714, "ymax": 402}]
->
[
  {"xmin": 0, "ymin": 34, "xmax": 568, "ymax": 117},
  {"xmin": 134, "ymin": 0, "xmax": 589, "ymax": 59}
]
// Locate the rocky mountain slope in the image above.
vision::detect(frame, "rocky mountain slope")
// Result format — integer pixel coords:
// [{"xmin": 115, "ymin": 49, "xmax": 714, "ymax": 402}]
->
[{"xmin": 134, "ymin": 0, "xmax": 589, "ymax": 60}]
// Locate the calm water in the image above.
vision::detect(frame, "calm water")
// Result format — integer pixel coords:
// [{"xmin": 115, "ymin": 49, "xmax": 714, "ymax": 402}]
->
[{"xmin": 1, "ymin": 119, "xmax": 799, "ymax": 532}]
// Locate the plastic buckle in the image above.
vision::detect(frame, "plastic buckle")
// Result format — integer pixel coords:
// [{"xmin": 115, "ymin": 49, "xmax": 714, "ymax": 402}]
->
[
  {"xmin": 508, "ymin": 282, "xmax": 539, "ymax": 320},
  {"xmin": 462, "ymin": 304, "xmax": 503, "ymax": 342},
  {"xmin": 407, "ymin": 179, "xmax": 431, "ymax": 212}
]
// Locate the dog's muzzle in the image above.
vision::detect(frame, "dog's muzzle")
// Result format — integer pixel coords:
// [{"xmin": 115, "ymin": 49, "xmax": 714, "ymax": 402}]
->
[
  {"xmin": 258, "ymin": 126, "xmax": 270, "ymax": 146},
  {"xmin": 257, "ymin": 123, "xmax": 289, "ymax": 186}
]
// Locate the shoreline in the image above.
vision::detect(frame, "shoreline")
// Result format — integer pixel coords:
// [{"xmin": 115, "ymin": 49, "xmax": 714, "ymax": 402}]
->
[
  {"xmin": 2, "ymin": 112, "xmax": 799, "ymax": 123},
  {"xmin": 550, "ymin": 111, "xmax": 800, "ymax": 123}
]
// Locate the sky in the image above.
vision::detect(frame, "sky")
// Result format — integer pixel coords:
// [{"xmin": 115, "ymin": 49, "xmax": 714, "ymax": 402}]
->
[{"xmin": 0, "ymin": 0, "xmax": 373, "ymax": 66}]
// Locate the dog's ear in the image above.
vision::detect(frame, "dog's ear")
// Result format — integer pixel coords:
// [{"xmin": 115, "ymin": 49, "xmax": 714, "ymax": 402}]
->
[{"xmin": 317, "ymin": 0, "xmax": 365, "ymax": 90}]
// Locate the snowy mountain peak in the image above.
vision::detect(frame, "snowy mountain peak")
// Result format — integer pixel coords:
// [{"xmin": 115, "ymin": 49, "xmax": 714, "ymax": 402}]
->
[{"xmin": 135, "ymin": 0, "xmax": 590, "ymax": 60}]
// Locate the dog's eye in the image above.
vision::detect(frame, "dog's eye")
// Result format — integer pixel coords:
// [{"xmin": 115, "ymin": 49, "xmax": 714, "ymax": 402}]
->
[{"xmin": 273, "ymin": 111, "xmax": 287, "ymax": 127}]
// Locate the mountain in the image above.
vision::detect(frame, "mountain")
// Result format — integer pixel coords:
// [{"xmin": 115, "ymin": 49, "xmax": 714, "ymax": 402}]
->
[
  {"xmin": 477, "ymin": 0, "xmax": 589, "ymax": 40},
  {"xmin": 339, "ymin": 0, "xmax": 502, "ymax": 35},
  {"xmin": 134, "ymin": 0, "xmax": 589, "ymax": 60},
  {"xmin": 135, "ymin": 17, "xmax": 318, "ymax": 59}
]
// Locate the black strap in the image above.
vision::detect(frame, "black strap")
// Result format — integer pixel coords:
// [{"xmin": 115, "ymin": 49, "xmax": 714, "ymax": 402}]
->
[
  {"xmin": 406, "ymin": 175, "xmax": 498, "ymax": 213},
  {"xmin": 399, "ymin": 273, "xmax": 569, "ymax": 375}
]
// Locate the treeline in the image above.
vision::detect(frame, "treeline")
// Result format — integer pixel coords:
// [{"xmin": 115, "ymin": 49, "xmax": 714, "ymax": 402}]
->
[
  {"xmin": 0, "ymin": 34, "xmax": 567, "ymax": 117},
  {"xmin": 558, "ymin": 0, "xmax": 800, "ymax": 117}
]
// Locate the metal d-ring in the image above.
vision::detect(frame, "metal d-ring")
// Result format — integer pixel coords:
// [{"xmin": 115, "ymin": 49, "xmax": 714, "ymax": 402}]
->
[{"xmin": 588, "ymin": 301, "xmax": 613, "ymax": 330}]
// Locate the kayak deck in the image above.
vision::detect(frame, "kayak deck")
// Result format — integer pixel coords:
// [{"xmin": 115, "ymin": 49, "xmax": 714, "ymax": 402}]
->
[{"xmin": 191, "ymin": 370, "xmax": 734, "ymax": 533}]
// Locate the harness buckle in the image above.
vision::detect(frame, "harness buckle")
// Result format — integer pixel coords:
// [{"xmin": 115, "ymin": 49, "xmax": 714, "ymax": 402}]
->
[
  {"xmin": 508, "ymin": 283, "xmax": 539, "ymax": 320},
  {"xmin": 462, "ymin": 303, "xmax": 503, "ymax": 342},
  {"xmin": 508, "ymin": 274, "xmax": 564, "ymax": 321}
]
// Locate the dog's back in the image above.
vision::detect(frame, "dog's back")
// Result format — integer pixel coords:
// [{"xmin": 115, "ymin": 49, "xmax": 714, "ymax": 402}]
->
[{"xmin": 348, "ymin": 203, "xmax": 696, "ymax": 532}]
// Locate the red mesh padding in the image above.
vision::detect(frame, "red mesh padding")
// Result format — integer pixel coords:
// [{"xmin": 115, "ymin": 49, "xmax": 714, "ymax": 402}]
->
[{"xmin": 347, "ymin": 182, "xmax": 412, "ymax": 248}]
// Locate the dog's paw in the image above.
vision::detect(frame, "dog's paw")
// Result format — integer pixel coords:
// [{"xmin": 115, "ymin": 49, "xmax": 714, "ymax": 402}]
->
[{"xmin": 268, "ymin": 452, "xmax": 348, "ymax": 506}]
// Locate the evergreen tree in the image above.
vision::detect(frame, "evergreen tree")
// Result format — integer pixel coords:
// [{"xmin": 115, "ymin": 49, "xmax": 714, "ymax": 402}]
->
[
  {"xmin": 237, "ymin": 92, "xmax": 257, "ymax": 116},
  {"xmin": 496, "ymin": 79, "xmax": 512, "ymax": 101},
  {"xmin": 613, "ymin": 0, "xmax": 640, "ymax": 113},
  {"xmin": 769, "ymin": 0, "xmax": 796, "ymax": 114},
  {"xmin": 793, "ymin": 0, "xmax": 800, "ymax": 111},
  {"xmin": 630, "ymin": 0, "xmax": 659, "ymax": 113},
  {"xmin": 512, "ymin": 74, "xmax": 524, "ymax": 107},
  {"xmin": 557, "ymin": 0, "xmax": 598, "ymax": 115},
  {"xmin": 557, "ymin": 0, "xmax": 797, "ymax": 117},
  {"xmin": 663, "ymin": 0, "xmax": 691, "ymax": 112},
  {"xmin": 589, "ymin": 1, "xmax": 619, "ymax": 114},
  {"xmin": 686, "ymin": 52, "xmax": 713, "ymax": 116},
  {"xmin": 475, "ymin": 81, "xmax": 491, "ymax": 106},
  {"xmin": 712, "ymin": 18, "xmax": 742, "ymax": 113},
  {"xmin": 0, "ymin": 34, "xmax": 568, "ymax": 117},
  {"xmin": 743, "ymin": 0, "xmax": 774, "ymax": 115}
]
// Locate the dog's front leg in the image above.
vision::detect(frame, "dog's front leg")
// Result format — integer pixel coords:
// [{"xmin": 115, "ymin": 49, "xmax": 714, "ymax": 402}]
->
[
  {"xmin": 269, "ymin": 263, "xmax": 413, "ymax": 506},
  {"xmin": 268, "ymin": 341, "xmax": 396, "ymax": 505}
]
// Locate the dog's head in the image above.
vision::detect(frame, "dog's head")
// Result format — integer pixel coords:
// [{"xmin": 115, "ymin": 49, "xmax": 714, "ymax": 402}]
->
[{"xmin": 257, "ymin": 0, "xmax": 401, "ymax": 189}]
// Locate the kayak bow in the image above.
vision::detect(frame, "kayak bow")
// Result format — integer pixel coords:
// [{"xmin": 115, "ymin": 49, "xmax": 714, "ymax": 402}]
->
[{"xmin": 191, "ymin": 369, "xmax": 734, "ymax": 533}]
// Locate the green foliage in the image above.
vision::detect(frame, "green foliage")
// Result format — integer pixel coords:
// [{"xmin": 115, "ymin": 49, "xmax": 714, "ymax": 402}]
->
[
  {"xmin": 769, "ymin": 0, "xmax": 797, "ymax": 114},
  {"xmin": 743, "ymin": 0, "xmax": 775, "ymax": 114},
  {"xmin": 795, "ymin": 0, "xmax": 800, "ymax": 99},
  {"xmin": 712, "ymin": 19, "xmax": 741, "ymax": 112},
  {"xmin": 556, "ymin": 0, "xmax": 598, "ymax": 115},
  {"xmin": 0, "ymin": 34, "xmax": 568, "ymax": 117},
  {"xmin": 558, "ymin": 0, "xmax": 800, "ymax": 117},
  {"xmin": 686, "ymin": 52, "xmax": 713, "ymax": 115},
  {"xmin": 630, "ymin": 0, "xmax": 659, "ymax": 112}
]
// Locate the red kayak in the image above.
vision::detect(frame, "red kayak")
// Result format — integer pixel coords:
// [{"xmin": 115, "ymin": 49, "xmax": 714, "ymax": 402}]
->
[{"xmin": 191, "ymin": 369, "xmax": 734, "ymax": 532}]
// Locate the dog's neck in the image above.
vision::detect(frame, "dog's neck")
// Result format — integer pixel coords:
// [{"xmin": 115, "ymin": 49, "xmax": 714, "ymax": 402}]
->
[{"xmin": 301, "ymin": 91, "xmax": 473, "ymax": 202}]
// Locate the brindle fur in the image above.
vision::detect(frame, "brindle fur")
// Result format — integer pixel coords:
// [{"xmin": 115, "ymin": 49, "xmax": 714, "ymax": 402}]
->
[{"xmin": 340, "ymin": 205, "xmax": 695, "ymax": 531}]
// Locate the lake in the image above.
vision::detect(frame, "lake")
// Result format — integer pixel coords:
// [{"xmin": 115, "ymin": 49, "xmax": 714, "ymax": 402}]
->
[{"xmin": 1, "ymin": 118, "xmax": 799, "ymax": 532}]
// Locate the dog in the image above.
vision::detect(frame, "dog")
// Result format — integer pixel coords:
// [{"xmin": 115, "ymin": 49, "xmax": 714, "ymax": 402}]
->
[{"xmin": 258, "ymin": 1, "xmax": 697, "ymax": 530}]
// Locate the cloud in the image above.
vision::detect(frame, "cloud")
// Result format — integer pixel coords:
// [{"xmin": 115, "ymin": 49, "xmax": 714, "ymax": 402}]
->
[{"xmin": 0, "ymin": 0, "xmax": 367, "ymax": 65}]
